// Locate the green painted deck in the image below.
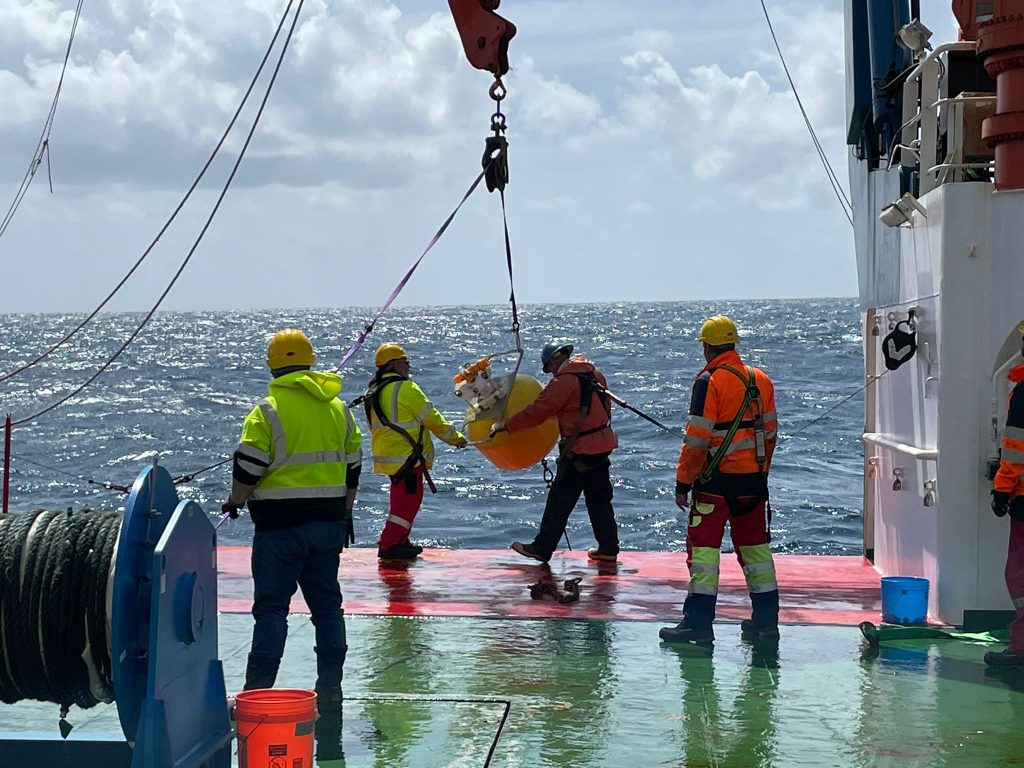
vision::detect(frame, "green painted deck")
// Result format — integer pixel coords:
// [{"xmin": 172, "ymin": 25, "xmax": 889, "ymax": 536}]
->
[{"xmin": 6, "ymin": 612, "xmax": 1024, "ymax": 767}]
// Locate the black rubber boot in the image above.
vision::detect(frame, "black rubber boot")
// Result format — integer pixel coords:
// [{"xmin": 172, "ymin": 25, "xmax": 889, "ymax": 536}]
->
[
  {"xmin": 745, "ymin": 590, "xmax": 780, "ymax": 640},
  {"xmin": 243, "ymin": 652, "xmax": 281, "ymax": 690},
  {"xmin": 740, "ymin": 618, "xmax": 780, "ymax": 640},
  {"xmin": 658, "ymin": 623, "xmax": 715, "ymax": 645},
  {"xmin": 315, "ymin": 645, "xmax": 347, "ymax": 713},
  {"xmin": 985, "ymin": 649, "xmax": 1024, "ymax": 668}
]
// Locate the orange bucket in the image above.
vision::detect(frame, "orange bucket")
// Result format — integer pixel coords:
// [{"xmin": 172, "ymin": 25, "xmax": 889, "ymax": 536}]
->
[{"xmin": 235, "ymin": 688, "xmax": 317, "ymax": 768}]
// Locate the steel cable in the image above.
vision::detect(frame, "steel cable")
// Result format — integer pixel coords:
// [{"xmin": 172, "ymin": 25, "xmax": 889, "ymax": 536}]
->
[
  {"xmin": 0, "ymin": 0, "xmax": 297, "ymax": 385},
  {"xmin": 10, "ymin": 0, "xmax": 307, "ymax": 428},
  {"xmin": 0, "ymin": 0, "xmax": 84, "ymax": 244}
]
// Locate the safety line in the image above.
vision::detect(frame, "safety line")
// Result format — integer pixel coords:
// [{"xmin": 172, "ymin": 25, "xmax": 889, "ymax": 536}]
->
[
  {"xmin": 788, "ymin": 368, "xmax": 890, "ymax": 438},
  {"xmin": 0, "ymin": 0, "xmax": 83, "ymax": 244},
  {"xmin": 0, "ymin": 0, "xmax": 297, "ymax": 385}
]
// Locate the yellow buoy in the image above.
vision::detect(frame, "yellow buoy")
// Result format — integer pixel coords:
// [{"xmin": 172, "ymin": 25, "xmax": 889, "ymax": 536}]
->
[{"xmin": 466, "ymin": 374, "xmax": 558, "ymax": 470}]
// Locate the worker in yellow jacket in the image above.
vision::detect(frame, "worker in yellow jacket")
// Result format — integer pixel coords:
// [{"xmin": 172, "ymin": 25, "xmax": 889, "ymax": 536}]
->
[
  {"xmin": 364, "ymin": 343, "xmax": 467, "ymax": 560},
  {"xmin": 224, "ymin": 328, "xmax": 362, "ymax": 712}
]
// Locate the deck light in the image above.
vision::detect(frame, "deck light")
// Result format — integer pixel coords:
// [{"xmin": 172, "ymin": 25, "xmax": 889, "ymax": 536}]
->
[{"xmin": 880, "ymin": 193, "xmax": 928, "ymax": 228}]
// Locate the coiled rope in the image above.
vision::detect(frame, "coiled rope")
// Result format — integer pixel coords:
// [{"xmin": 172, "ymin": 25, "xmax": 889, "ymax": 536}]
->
[{"xmin": 0, "ymin": 507, "xmax": 121, "ymax": 714}]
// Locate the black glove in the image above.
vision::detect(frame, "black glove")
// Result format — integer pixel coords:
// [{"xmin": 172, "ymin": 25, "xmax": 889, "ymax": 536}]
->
[
  {"xmin": 222, "ymin": 501, "xmax": 241, "ymax": 519},
  {"xmin": 992, "ymin": 490, "xmax": 1011, "ymax": 517},
  {"xmin": 1011, "ymin": 496, "xmax": 1024, "ymax": 521}
]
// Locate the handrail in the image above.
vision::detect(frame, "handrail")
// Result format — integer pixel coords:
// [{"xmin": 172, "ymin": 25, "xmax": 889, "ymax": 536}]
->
[
  {"xmin": 862, "ymin": 432, "xmax": 938, "ymax": 460},
  {"xmin": 905, "ymin": 41, "xmax": 977, "ymax": 83}
]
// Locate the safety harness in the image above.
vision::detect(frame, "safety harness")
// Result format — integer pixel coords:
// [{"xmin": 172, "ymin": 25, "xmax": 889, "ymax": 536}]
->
[
  {"xmin": 696, "ymin": 364, "xmax": 769, "ymax": 516},
  {"xmin": 359, "ymin": 374, "xmax": 438, "ymax": 494},
  {"xmin": 558, "ymin": 371, "xmax": 612, "ymax": 457}
]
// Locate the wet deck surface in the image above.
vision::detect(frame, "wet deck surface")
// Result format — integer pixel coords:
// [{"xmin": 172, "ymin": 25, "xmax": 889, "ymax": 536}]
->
[
  {"xmin": 6, "ymin": 614, "xmax": 1024, "ymax": 767},
  {"xmin": 218, "ymin": 547, "xmax": 882, "ymax": 625}
]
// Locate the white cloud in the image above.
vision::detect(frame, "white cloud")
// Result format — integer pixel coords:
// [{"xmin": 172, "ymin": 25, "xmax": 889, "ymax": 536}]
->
[{"xmin": 0, "ymin": 0, "xmax": 889, "ymax": 310}]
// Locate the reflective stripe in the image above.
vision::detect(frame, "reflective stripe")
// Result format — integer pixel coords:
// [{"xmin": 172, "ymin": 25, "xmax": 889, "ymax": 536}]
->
[
  {"xmin": 346, "ymin": 450, "xmax": 363, "ymax": 465},
  {"xmin": 236, "ymin": 443, "xmax": 270, "ymax": 465},
  {"xmin": 689, "ymin": 415, "xmax": 714, "ymax": 431},
  {"xmin": 721, "ymin": 437, "xmax": 756, "ymax": 454},
  {"xmin": 416, "ymin": 403, "xmax": 434, "ymax": 422},
  {"xmin": 373, "ymin": 453, "xmax": 411, "ymax": 465},
  {"xmin": 252, "ymin": 485, "xmax": 348, "ymax": 500},
  {"xmin": 386, "ymin": 514, "xmax": 412, "ymax": 530},
  {"xmin": 739, "ymin": 544, "xmax": 778, "ymax": 592},
  {"xmin": 688, "ymin": 580, "xmax": 719, "ymax": 595},
  {"xmin": 1002, "ymin": 449, "xmax": 1024, "ymax": 464},
  {"xmin": 684, "ymin": 434, "xmax": 711, "ymax": 449},
  {"xmin": 235, "ymin": 443, "xmax": 270, "ymax": 478},
  {"xmin": 746, "ymin": 577, "xmax": 779, "ymax": 593},
  {"xmin": 1006, "ymin": 426, "xmax": 1024, "ymax": 441},
  {"xmin": 259, "ymin": 402, "xmax": 290, "ymax": 471},
  {"xmin": 284, "ymin": 450, "xmax": 349, "ymax": 465},
  {"xmin": 689, "ymin": 562, "xmax": 719, "ymax": 575},
  {"xmin": 762, "ymin": 411, "xmax": 777, "ymax": 423}
]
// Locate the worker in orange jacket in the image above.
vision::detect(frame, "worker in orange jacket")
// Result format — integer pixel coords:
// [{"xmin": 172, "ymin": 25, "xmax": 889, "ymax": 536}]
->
[
  {"xmin": 660, "ymin": 315, "xmax": 779, "ymax": 646},
  {"xmin": 491, "ymin": 341, "xmax": 620, "ymax": 563},
  {"xmin": 988, "ymin": 325, "xmax": 1024, "ymax": 668}
]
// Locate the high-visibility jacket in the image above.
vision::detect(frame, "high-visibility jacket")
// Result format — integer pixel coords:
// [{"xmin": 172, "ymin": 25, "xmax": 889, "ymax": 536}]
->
[
  {"xmin": 364, "ymin": 372, "xmax": 464, "ymax": 476},
  {"xmin": 233, "ymin": 370, "xmax": 362, "ymax": 532},
  {"xmin": 505, "ymin": 356, "xmax": 617, "ymax": 456},
  {"xmin": 676, "ymin": 349, "xmax": 778, "ymax": 497},
  {"xmin": 995, "ymin": 364, "xmax": 1024, "ymax": 500}
]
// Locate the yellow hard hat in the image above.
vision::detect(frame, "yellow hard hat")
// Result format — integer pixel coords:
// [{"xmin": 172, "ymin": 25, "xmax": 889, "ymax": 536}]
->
[
  {"xmin": 266, "ymin": 328, "xmax": 315, "ymax": 369},
  {"xmin": 374, "ymin": 342, "xmax": 408, "ymax": 367},
  {"xmin": 697, "ymin": 315, "xmax": 739, "ymax": 346}
]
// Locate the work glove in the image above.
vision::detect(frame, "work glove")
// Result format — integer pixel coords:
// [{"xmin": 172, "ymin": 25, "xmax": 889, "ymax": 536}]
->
[
  {"xmin": 489, "ymin": 421, "xmax": 506, "ymax": 438},
  {"xmin": 222, "ymin": 500, "xmax": 241, "ymax": 519},
  {"xmin": 1011, "ymin": 496, "xmax": 1024, "ymax": 521},
  {"xmin": 992, "ymin": 490, "xmax": 1011, "ymax": 517}
]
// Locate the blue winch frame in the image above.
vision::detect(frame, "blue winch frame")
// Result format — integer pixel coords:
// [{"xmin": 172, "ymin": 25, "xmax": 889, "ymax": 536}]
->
[{"xmin": 0, "ymin": 463, "xmax": 233, "ymax": 767}]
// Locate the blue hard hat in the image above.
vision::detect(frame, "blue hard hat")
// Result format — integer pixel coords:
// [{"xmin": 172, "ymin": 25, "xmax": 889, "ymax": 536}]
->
[{"xmin": 541, "ymin": 341, "xmax": 574, "ymax": 366}]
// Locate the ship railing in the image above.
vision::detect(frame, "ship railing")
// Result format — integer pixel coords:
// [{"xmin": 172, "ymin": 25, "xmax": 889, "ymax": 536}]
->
[
  {"xmin": 861, "ymin": 432, "xmax": 937, "ymax": 460},
  {"xmin": 899, "ymin": 41, "xmax": 983, "ymax": 195},
  {"xmin": 928, "ymin": 94, "xmax": 997, "ymax": 186}
]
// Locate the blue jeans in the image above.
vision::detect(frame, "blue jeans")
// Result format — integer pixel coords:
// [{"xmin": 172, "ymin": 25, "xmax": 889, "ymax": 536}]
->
[{"xmin": 250, "ymin": 521, "xmax": 346, "ymax": 661}]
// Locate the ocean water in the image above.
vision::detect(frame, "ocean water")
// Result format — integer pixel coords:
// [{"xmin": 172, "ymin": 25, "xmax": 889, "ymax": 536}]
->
[{"xmin": 0, "ymin": 299, "xmax": 864, "ymax": 555}]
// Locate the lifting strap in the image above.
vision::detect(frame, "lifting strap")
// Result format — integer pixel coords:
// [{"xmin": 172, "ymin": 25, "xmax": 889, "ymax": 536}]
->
[
  {"xmin": 359, "ymin": 376, "xmax": 438, "ymax": 494},
  {"xmin": 697, "ymin": 364, "xmax": 767, "ymax": 486}
]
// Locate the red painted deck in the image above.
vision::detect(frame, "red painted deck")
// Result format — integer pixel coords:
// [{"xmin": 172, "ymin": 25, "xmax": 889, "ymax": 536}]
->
[{"xmin": 217, "ymin": 547, "xmax": 883, "ymax": 625}]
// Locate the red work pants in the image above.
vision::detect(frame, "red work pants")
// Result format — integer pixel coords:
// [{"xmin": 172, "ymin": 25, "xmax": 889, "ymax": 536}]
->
[
  {"xmin": 377, "ymin": 466, "xmax": 424, "ymax": 550},
  {"xmin": 1006, "ymin": 519, "xmax": 1024, "ymax": 655}
]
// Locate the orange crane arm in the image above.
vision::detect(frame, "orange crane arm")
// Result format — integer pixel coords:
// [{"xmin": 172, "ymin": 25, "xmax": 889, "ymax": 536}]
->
[{"xmin": 448, "ymin": 0, "xmax": 516, "ymax": 76}]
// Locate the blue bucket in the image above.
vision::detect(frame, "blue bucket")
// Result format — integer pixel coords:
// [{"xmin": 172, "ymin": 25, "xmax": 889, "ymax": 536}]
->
[{"xmin": 880, "ymin": 576, "xmax": 929, "ymax": 625}]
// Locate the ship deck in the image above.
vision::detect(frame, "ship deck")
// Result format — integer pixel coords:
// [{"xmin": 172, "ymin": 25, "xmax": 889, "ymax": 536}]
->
[{"xmin": 6, "ymin": 548, "xmax": 1024, "ymax": 767}]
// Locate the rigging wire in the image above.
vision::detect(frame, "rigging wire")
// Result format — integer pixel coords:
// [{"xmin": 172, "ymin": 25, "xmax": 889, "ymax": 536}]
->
[
  {"xmin": 0, "ymin": 0, "xmax": 297, "ymax": 385},
  {"xmin": 334, "ymin": 166, "xmax": 489, "ymax": 371},
  {"xmin": 0, "ymin": 0, "xmax": 83, "ymax": 244},
  {"xmin": 789, "ymin": 368, "xmax": 890, "ymax": 438},
  {"xmin": 759, "ymin": 0, "xmax": 855, "ymax": 227},
  {"xmin": 11, "ymin": 0, "xmax": 308, "ymax": 428}
]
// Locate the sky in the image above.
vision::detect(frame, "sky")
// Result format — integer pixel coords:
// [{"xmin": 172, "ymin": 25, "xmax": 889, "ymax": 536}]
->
[{"xmin": 0, "ymin": 0, "xmax": 960, "ymax": 312}]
